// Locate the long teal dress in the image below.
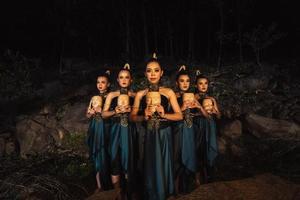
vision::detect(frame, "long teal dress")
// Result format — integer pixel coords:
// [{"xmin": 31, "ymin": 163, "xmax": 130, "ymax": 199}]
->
[
  {"xmin": 140, "ymin": 94, "xmax": 175, "ymax": 200},
  {"xmin": 204, "ymin": 116, "xmax": 218, "ymax": 167},
  {"xmin": 87, "ymin": 94, "xmax": 111, "ymax": 188},
  {"xmin": 173, "ymin": 95, "xmax": 197, "ymax": 192},
  {"xmin": 109, "ymin": 94, "xmax": 135, "ymax": 176},
  {"xmin": 194, "ymin": 95, "xmax": 218, "ymax": 170}
]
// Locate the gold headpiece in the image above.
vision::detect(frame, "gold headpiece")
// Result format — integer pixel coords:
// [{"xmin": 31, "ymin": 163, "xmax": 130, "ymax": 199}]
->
[
  {"xmin": 179, "ymin": 65, "xmax": 186, "ymax": 72},
  {"xmin": 152, "ymin": 52, "xmax": 157, "ymax": 59},
  {"xmin": 123, "ymin": 63, "xmax": 130, "ymax": 70}
]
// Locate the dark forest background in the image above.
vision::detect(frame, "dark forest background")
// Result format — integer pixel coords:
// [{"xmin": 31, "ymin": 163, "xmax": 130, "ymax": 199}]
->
[
  {"xmin": 0, "ymin": 1, "xmax": 300, "ymax": 199},
  {"xmin": 0, "ymin": 0, "xmax": 299, "ymax": 66}
]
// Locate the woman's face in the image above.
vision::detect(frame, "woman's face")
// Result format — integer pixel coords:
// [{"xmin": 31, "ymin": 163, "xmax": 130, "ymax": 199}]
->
[
  {"xmin": 96, "ymin": 76, "xmax": 109, "ymax": 93},
  {"xmin": 197, "ymin": 78, "xmax": 208, "ymax": 93},
  {"xmin": 145, "ymin": 61, "xmax": 163, "ymax": 84},
  {"xmin": 117, "ymin": 70, "xmax": 131, "ymax": 88},
  {"xmin": 177, "ymin": 74, "xmax": 190, "ymax": 92}
]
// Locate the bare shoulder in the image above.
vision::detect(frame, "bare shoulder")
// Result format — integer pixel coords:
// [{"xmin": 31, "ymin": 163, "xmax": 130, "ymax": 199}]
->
[
  {"xmin": 160, "ymin": 87, "xmax": 175, "ymax": 98},
  {"xmin": 136, "ymin": 89, "xmax": 147, "ymax": 99},
  {"xmin": 107, "ymin": 91, "xmax": 119, "ymax": 99}
]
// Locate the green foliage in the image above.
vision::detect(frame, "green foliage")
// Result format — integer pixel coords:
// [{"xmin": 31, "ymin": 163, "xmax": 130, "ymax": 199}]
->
[
  {"xmin": 63, "ymin": 131, "xmax": 87, "ymax": 151},
  {"xmin": 64, "ymin": 159, "xmax": 93, "ymax": 178},
  {"xmin": 55, "ymin": 103, "xmax": 70, "ymax": 121}
]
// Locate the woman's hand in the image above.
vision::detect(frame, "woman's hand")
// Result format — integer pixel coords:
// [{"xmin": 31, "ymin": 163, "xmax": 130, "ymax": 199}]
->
[
  {"xmin": 191, "ymin": 99, "xmax": 201, "ymax": 109},
  {"xmin": 94, "ymin": 106, "xmax": 102, "ymax": 113},
  {"xmin": 181, "ymin": 101, "xmax": 190, "ymax": 111},
  {"xmin": 144, "ymin": 106, "xmax": 153, "ymax": 120},
  {"xmin": 123, "ymin": 105, "xmax": 131, "ymax": 113},
  {"xmin": 87, "ymin": 108, "xmax": 96, "ymax": 115},
  {"xmin": 156, "ymin": 104, "xmax": 165, "ymax": 118},
  {"xmin": 115, "ymin": 106, "xmax": 123, "ymax": 114}
]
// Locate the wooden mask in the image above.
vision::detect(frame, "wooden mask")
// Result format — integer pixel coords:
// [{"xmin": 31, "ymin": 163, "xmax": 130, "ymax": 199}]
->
[
  {"xmin": 90, "ymin": 96, "xmax": 102, "ymax": 109},
  {"xmin": 146, "ymin": 91, "xmax": 161, "ymax": 113},
  {"xmin": 202, "ymin": 98, "xmax": 213, "ymax": 114},
  {"xmin": 117, "ymin": 94, "xmax": 129, "ymax": 107},
  {"xmin": 183, "ymin": 93, "xmax": 195, "ymax": 104}
]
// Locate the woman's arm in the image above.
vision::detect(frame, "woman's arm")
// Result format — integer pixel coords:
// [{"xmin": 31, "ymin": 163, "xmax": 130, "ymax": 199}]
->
[
  {"xmin": 130, "ymin": 90, "xmax": 147, "ymax": 122},
  {"xmin": 101, "ymin": 92, "xmax": 117, "ymax": 119},
  {"xmin": 193, "ymin": 99, "xmax": 209, "ymax": 118},
  {"xmin": 86, "ymin": 98, "xmax": 95, "ymax": 118},
  {"xmin": 211, "ymin": 97, "xmax": 221, "ymax": 119},
  {"xmin": 158, "ymin": 88, "xmax": 183, "ymax": 121}
]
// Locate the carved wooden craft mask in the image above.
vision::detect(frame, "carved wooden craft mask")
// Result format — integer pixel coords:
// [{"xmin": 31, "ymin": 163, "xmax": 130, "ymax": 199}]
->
[
  {"xmin": 202, "ymin": 98, "xmax": 213, "ymax": 114},
  {"xmin": 183, "ymin": 93, "xmax": 195, "ymax": 104},
  {"xmin": 146, "ymin": 91, "xmax": 161, "ymax": 105},
  {"xmin": 117, "ymin": 94, "xmax": 129, "ymax": 107},
  {"xmin": 90, "ymin": 96, "xmax": 102, "ymax": 109},
  {"xmin": 146, "ymin": 91, "xmax": 161, "ymax": 113}
]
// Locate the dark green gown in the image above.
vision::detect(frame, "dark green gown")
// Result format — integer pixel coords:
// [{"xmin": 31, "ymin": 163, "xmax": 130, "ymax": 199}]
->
[
  {"xmin": 87, "ymin": 94, "xmax": 111, "ymax": 188},
  {"xmin": 140, "ymin": 94, "xmax": 175, "ymax": 200},
  {"xmin": 173, "ymin": 95, "xmax": 197, "ymax": 192}
]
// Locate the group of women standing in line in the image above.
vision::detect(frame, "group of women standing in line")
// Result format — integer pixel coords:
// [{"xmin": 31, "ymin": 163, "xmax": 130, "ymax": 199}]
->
[{"xmin": 86, "ymin": 55, "xmax": 221, "ymax": 200}]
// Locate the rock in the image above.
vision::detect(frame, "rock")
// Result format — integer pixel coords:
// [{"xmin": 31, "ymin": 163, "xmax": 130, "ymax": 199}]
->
[
  {"xmin": 245, "ymin": 114, "xmax": 300, "ymax": 139},
  {"xmin": 177, "ymin": 174, "xmax": 300, "ymax": 200},
  {"xmin": 15, "ymin": 117, "xmax": 56, "ymax": 157},
  {"xmin": 222, "ymin": 120, "xmax": 242, "ymax": 140},
  {"xmin": 234, "ymin": 76, "xmax": 269, "ymax": 91},
  {"xmin": 230, "ymin": 144, "xmax": 243, "ymax": 157},
  {"xmin": 5, "ymin": 139, "xmax": 16, "ymax": 155},
  {"xmin": 39, "ymin": 104, "xmax": 56, "ymax": 115},
  {"xmin": 86, "ymin": 188, "xmax": 121, "ymax": 200},
  {"xmin": 293, "ymin": 112, "xmax": 300, "ymax": 124},
  {"xmin": 217, "ymin": 137, "xmax": 227, "ymax": 154},
  {"xmin": 59, "ymin": 102, "xmax": 89, "ymax": 133}
]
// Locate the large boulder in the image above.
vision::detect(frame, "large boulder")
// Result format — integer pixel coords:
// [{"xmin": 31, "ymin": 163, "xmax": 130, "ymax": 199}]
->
[
  {"xmin": 234, "ymin": 76, "xmax": 269, "ymax": 91},
  {"xmin": 218, "ymin": 120, "xmax": 244, "ymax": 157},
  {"xmin": 245, "ymin": 114, "xmax": 300, "ymax": 139},
  {"xmin": 15, "ymin": 99, "xmax": 90, "ymax": 157},
  {"xmin": 59, "ymin": 102, "xmax": 89, "ymax": 133},
  {"xmin": 15, "ymin": 116, "xmax": 57, "ymax": 157},
  {"xmin": 222, "ymin": 120, "xmax": 242, "ymax": 140}
]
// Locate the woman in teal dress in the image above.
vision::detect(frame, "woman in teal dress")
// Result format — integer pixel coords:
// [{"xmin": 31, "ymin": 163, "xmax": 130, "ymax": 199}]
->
[
  {"xmin": 86, "ymin": 71, "xmax": 111, "ymax": 192},
  {"xmin": 130, "ymin": 56, "xmax": 183, "ymax": 200},
  {"xmin": 194, "ymin": 72, "xmax": 221, "ymax": 183},
  {"xmin": 173, "ymin": 66, "xmax": 207, "ymax": 192},
  {"xmin": 102, "ymin": 64, "xmax": 136, "ymax": 198}
]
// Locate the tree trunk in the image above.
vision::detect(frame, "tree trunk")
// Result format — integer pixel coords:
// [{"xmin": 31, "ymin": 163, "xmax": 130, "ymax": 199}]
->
[
  {"xmin": 217, "ymin": 0, "xmax": 224, "ymax": 70},
  {"xmin": 59, "ymin": 35, "xmax": 65, "ymax": 74},
  {"xmin": 188, "ymin": 10, "xmax": 194, "ymax": 62},
  {"xmin": 236, "ymin": 0, "xmax": 243, "ymax": 64},
  {"xmin": 142, "ymin": 0, "xmax": 149, "ymax": 58},
  {"xmin": 167, "ymin": 21, "xmax": 174, "ymax": 58},
  {"xmin": 125, "ymin": 0, "xmax": 130, "ymax": 61},
  {"xmin": 152, "ymin": 9, "xmax": 158, "ymax": 54}
]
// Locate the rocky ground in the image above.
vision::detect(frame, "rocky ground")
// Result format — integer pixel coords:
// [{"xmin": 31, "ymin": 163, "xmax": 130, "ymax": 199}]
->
[{"xmin": 0, "ymin": 56, "xmax": 299, "ymax": 199}]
